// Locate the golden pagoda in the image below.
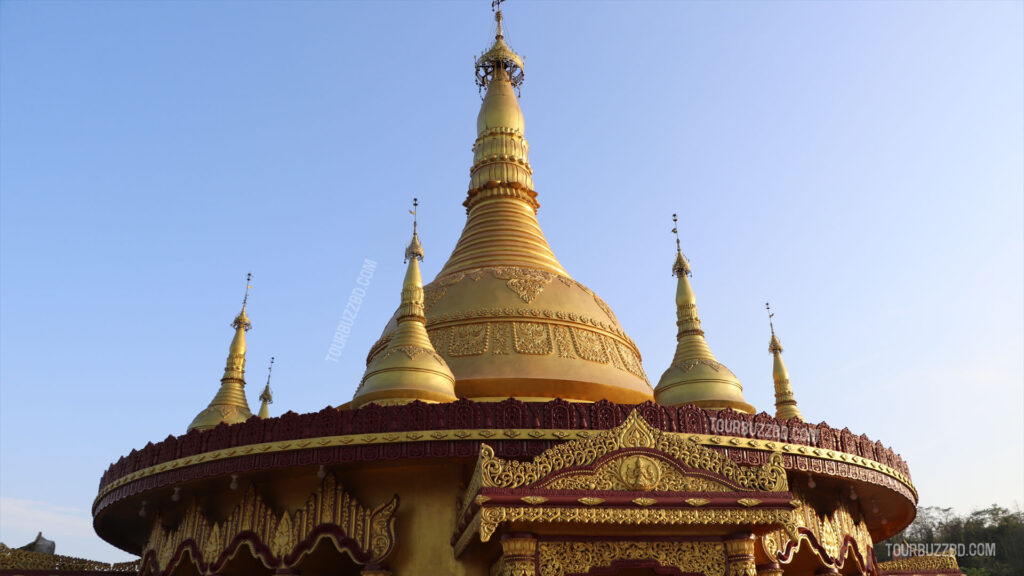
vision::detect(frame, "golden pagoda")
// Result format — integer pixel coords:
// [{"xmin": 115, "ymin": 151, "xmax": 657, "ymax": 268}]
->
[
  {"xmin": 85, "ymin": 5, "xmax": 963, "ymax": 576},
  {"xmin": 767, "ymin": 304, "xmax": 804, "ymax": 422},
  {"xmin": 353, "ymin": 201, "xmax": 458, "ymax": 408},
  {"xmin": 655, "ymin": 215, "xmax": 756, "ymax": 414},
  {"xmin": 257, "ymin": 357, "xmax": 274, "ymax": 419},
  {"xmin": 186, "ymin": 276, "xmax": 255, "ymax": 432}
]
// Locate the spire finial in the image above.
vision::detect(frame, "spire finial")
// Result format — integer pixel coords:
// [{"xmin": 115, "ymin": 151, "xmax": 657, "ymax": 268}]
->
[
  {"xmin": 405, "ymin": 197, "xmax": 425, "ymax": 262},
  {"xmin": 411, "ymin": 197, "xmax": 419, "ymax": 235},
  {"xmin": 767, "ymin": 302, "xmax": 784, "ymax": 353},
  {"xmin": 672, "ymin": 213, "xmax": 681, "ymax": 253},
  {"xmin": 671, "ymin": 214, "xmax": 691, "ymax": 277},
  {"xmin": 242, "ymin": 272, "xmax": 252, "ymax": 309},
  {"xmin": 263, "ymin": 357, "xmax": 274, "ymax": 396},
  {"xmin": 475, "ymin": 0, "xmax": 524, "ymax": 94},
  {"xmin": 234, "ymin": 273, "xmax": 253, "ymax": 331},
  {"xmin": 258, "ymin": 357, "xmax": 274, "ymax": 419},
  {"xmin": 493, "ymin": 0, "xmax": 505, "ymax": 39}
]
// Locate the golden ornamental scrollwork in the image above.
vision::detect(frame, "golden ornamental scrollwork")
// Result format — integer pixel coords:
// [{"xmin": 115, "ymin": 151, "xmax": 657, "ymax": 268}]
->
[
  {"xmin": 470, "ymin": 506, "xmax": 795, "ymax": 548},
  {"xmin": 423, "ymin": 284, "xmax": 636, "ymax": 345},
  {"xmin": 537, "ymin": 540, "xmax": 726, "ymax": 576},
  {"xmin": 513, "ymin": 322, "xmax": 553, "ymax": 354},
  {"xmin": 425, "ymin": 267, "xmax": 621, "ymax": 311},
  {"xmin": 470, "ymin": 410, "xmax": 788, "ymax": 494},
  {"xmin": 761, "ymin": 486, "xmax": 873, "ymax": 572},
  {"xmin": 374, "ymin": 345, "xmax": 446, "ymax": 364},
  {"xmin": 491, "ymin": 267, "xmax": 556, "ymax": 303},
  {"xmin": 429, "ymin": 316, "xmax": 647, "ymax": 382},
  {"xmin": 878, "ymin": 552, "xmax": 961, "ymax": 573},
  {"xmin": 542, "ymin": 452, "xmax": 732, "ymax": 493},
  {"xmin": 139, "ymin": 474, "xmax": 397, "ymax": 576},
  {"xmin": 450, "ymin": 323, "xmax": 490, "ymax": 356}
]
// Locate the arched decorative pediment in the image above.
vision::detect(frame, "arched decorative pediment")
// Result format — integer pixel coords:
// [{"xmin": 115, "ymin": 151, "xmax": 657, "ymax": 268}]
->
[
  {"xmin": 455, "ymin": 409, "xmax": 796, "ymax": 556},
  {"xmin": 469, "ymin": 409, "xmax": 788, "ymax": 496},
  {"xmin": 140, "ymin": 475, "xmax": 397, "ymax": 576},
  {"xmin": 761, "ymin": 486, "xmax": 875, "ymax": 574}
]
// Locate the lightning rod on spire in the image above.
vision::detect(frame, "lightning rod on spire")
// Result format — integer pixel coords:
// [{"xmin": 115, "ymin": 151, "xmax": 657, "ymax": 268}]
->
[
  {"xmin": 671, "ymin": 213, "xmax": 681, "ymax": 253},
  {"xmin": 405, "ymin": 198, "xmax": 425, "ymax": 263},
  {"xmin": 261, "ymin": 357, "xmax": 274, "ymax": 404},
  {"xmin": 410, "ymin": 197, "xmax": 419, "ymax": 236},
  {"xmin": 242, "ymin": 272, "xmax": 252, "ymax": 309}
]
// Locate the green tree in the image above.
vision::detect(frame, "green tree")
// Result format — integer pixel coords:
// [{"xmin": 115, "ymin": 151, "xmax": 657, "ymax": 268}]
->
[{"xmin": 878, "ymin": 505, "xmax": 1024, "ymax": 576}]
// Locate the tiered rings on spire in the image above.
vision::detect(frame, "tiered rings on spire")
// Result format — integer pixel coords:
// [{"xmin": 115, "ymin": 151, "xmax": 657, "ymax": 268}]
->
[
  {"xmin": 352, "ymin": 202, "xmax": 458, "ymax": 408},
  {"xmin": 188, "ymin": 275, "xmax": 256, "ymax": 431},
  {"xmin": 654, "ymin": 217, "xmax": 755, "ymax": 414}
]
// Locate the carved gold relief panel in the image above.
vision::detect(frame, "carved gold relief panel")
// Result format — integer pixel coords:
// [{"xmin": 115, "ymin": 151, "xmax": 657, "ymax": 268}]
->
[
  {"xmin": 140, "ymin": 475, "xmax": 397, "ymax": 576},
  {"xmin": 761, "ymin": 487, "xmax": 873, "ymax": 572},
  {"xmin": 537, "ymin": 540, "xmax": 727, "ymax": 576},
  {"xmin": 514, "ymin": 322, "xmax": 553, "ymax": 355},
  {"xmin": 471, "ymin": 411, "xmax": 788, "ymax": 494},
  {"xmin": 450, "ymin": 324, "xmax": 490, "ymax": 356}
]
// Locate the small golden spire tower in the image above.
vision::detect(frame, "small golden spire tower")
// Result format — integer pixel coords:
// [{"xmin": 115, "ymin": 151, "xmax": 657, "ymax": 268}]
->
[
  {"xmin": 767, "ymin": 303, "xmax": 803, "ymax": 421},
  {"xmin": 655, "ymin": 216, "xmax": 755, "ymax": 413},
  {"xmin": 352, "ymin": 200, "xmax": 458, "ymax": 408},
  {"xmin": 258, "ymin": 357, "xmax": 274, "ymax": 419},
  {"xmin": 188, "ymin": 275, "xmax": 256, "ymax": 431}
]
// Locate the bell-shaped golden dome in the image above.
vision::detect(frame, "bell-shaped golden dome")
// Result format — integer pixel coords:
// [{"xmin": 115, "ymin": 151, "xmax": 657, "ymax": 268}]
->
[
  {"xmin": 366, "ymin": 10, "xmax": 652, "ymax": 404},
  {"xmin": 188, "ymin": 280, "xmax": 255, "ymax": 431},
  {"xmin": 654, "ymin": 242, "xmax": 755, "ymax": 414},
  {"xmin": 353, "ymin": 225, "xmax": 458, "ymax": 408}
]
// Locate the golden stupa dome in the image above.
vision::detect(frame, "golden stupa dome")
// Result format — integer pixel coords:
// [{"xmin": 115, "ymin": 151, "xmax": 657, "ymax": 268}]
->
[{"xmin": 366, "ymin": 14, "xmax": 652, "ymax": 404}]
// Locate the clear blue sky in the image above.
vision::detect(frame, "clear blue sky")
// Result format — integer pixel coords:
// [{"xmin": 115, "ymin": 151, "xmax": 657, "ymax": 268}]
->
[{"xmin": 1, "ymin": 0, "xmax": 1021, "ymax": 562}]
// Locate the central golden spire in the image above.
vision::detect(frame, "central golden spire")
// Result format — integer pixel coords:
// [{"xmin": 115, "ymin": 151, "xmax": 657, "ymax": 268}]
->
[
  {"xmin": 440, "ymin": 5, "xmax": 561, "ymax": 276},
  {"xmin": 365, "ymin": 6, "xmax": 652, "ymax": 404}
]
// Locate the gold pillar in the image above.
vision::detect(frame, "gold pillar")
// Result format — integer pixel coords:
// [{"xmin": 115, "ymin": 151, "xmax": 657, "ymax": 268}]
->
[
  {"xmin": 724, "ymin": 533, "xmax": 757, "ymax": 576},
  {"xmin": 756, "ymin": 562, "xmax": 784, "ymax": 576},
  {"xmin": 495, "ymin": 533, "xmax": 537, "ymax": 576}
]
